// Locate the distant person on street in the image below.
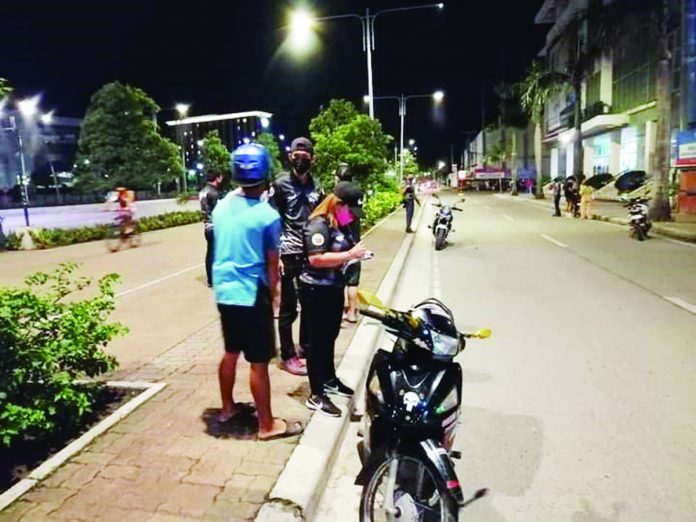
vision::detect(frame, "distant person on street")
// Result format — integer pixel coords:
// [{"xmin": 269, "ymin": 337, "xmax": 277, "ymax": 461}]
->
[
  {"xmin": 564, "ymin": 177, "xmax": 573, "ymax": 214},
  {"xmin": 212, "ymin": 143, "xmax": 302, "ymax": 441},
  {"xmin": 333, "ymin": 164, "xmax": 364, "ymax": 324},
  {"xmin": 105, "ymin": 186, "xmax": 136, "ymax": 235},
  {"xmin": 580, "ymin": 180, "xmax": 594, "ymax": 219},
  {"xmin": 270, "ymin": 137, "xmax": 324, "ymax": 376},
  {"xmin": 300, "ymin": 183, "xmax": 367, "ymax": 417},
  {"xmin": 402, "ymin": 175, "xmax": 421, "ymax": 233},
  {"xmin": 200, "ymin": 171, "xmax": 223, "ymax": 287},
  {"xmin": 551, "ymin": 177, "xmax": 563, "ymax": 217}
]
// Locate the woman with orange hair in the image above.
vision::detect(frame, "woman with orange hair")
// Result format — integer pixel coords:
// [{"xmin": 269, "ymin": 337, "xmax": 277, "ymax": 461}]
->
[{"xmin": 300, "ymin": 183, "xmax": 367, "ymax": 417}]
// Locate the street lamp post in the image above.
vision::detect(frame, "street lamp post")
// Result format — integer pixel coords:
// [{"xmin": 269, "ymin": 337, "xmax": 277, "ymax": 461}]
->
[
  {"xmin": 373, "ymin": 91, "xmax": 445, "ymax": 181},
  {"xmin": 290, "ymin": 4, "xmax": 444, "ymax": 120},
  {"xmin": 156, "ymin": 104, "xmax": 190, "ymax": 193}
]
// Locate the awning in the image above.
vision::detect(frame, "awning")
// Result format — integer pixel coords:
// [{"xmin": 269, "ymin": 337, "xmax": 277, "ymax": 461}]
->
[{"xmin": 581, "ymin": 114, "xmax": 629, "ymax": 137}]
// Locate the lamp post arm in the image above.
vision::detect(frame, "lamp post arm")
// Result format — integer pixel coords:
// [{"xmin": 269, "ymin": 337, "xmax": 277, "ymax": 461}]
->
[{"xmin": 370, "ymin": 4, "xmax": 443, "ymax": 49}]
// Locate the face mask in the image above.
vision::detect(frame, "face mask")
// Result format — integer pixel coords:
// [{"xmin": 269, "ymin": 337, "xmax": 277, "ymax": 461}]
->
[
  {"xmin": 335, "ymin": 206, "xmax": 354, "ymax": 227},
  {"xmin": 292, "ymin": 157, "xmax": 311, "ymax": 175}
]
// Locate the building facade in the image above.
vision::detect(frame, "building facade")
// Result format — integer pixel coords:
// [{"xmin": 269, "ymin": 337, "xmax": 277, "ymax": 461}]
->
[{"xmin": 165, "ymin": 110, "xmax": 273, "ymax": 175}]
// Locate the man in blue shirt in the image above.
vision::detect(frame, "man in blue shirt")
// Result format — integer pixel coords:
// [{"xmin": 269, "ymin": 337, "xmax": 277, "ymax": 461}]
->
[{"xmin": 212, "ymin": 143, "xmax": 303, "ymax": 441}]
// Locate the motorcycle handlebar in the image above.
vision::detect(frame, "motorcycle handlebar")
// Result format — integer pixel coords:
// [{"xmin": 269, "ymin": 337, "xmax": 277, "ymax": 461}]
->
[{"xmin": 359, "ymin": 307, "xmax": 387, "ymax": 322}]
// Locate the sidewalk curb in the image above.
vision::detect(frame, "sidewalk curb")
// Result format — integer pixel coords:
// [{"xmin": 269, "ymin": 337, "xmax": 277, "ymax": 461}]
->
[
  {"xmin": 255, "ymin": 202, "xmax": 428, "ymax": 522},
  {"xmin": 494, "ymin": 193, "xmax": 696, "ymax": 244},
  {"xmin": 0, "ymin": 381, "xmax": 166, "ymax": 512}
]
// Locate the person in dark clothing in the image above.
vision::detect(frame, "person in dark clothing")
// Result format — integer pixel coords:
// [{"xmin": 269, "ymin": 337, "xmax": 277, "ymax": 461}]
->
[
  {"xmin": 300, "ymin": 183, "xmax": 367, "ymax": 417},
  {"xmin": 333, "ymin": 165, "xmax": 364, "ymax": 323},
  {"xmin": 402, "ymin": 175, "xmax": 421, "ymax": 233},
  {"xmin": 270, "ymin": 137, "xmax": 324, "ymax": 376},
  {"xmin": 551, "ymin": 177, "xmax": 563, "ymax": 217},
  {"xmin": 200, "ymin": 171, "xmax": 223, "ymax": 287}
]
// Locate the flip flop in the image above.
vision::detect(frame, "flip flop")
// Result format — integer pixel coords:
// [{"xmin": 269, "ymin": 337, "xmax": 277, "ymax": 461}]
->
[
  {"xmin": 217, "ymin": 402, "xmax": 256, "ymax": 423},
  {"xmin": 345, "ymin": 317, "xmax": 358, "ymax": 324},
  {"xmin": 257, "ymin": 419, "xmax": 304, "ymax": 441}
]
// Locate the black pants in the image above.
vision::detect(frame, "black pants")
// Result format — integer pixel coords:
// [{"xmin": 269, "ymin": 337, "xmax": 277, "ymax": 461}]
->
[
  {"xmin": 300, "ymin": 283, "xmax": 344, "ymax": 395},
  {"xmin": 204, "ymin": 228, "xmax": 214, "ymax": 286},
  {"xmin": 405, "ymin": 200, "xmax": 415, "ymax": 230},
  {"xmin": 278, "ymin": 254, "xmax": 309, "ymax": 360},
  {"xmin": 553, "ymin": 195, "xmax": 561, "ymax": 216}
]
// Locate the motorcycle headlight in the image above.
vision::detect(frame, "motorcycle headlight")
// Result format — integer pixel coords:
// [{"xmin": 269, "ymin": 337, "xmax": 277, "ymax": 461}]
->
[
  {"xmin": 430, "ymin": 331, "xmax": 460, "ymax": 358},
  {"xmin": 436, "ymin": 388, "xmax": 458, "ymax": 415},
  {"xmin": 368, "ymin": 374, "xmax": 384, "ymax": 403}
]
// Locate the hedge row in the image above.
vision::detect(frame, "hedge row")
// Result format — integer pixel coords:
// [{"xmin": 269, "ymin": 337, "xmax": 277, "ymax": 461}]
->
[{"xmin": 4, "ymin": 210, "xmax": 203, "ymax": 250}]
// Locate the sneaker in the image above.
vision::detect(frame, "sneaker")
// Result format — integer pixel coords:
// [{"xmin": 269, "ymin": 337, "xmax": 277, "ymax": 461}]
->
[
  {"xmin": 324, "ymin": 378, "xmax": 354, "ymax": 398},
  {"xmin": 280, "ymin": 357, "xmax": 307, "ymax": 376},
  {"xmin": 305, "ymin": 394, "xmax": 341, "ymax": 417}
]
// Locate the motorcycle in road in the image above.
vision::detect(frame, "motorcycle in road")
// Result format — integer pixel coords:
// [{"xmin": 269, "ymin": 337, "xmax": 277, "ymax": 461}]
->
[
  {"xmin": 355, "ymin": 291, "xmax": 490, "ymax": 522},
  {"xmin": 624, "ymin": 197, "xmax": 652, "ymax": 241},
  {"xmin": 429, "ymin": 195, "xmax": 464, "ymax": 251}
]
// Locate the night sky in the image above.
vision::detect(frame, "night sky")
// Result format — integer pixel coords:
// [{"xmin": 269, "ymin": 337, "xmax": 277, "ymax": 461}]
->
[{"xmin": 3, "ymin": 0, "xmax": 546, "ymax": 165}]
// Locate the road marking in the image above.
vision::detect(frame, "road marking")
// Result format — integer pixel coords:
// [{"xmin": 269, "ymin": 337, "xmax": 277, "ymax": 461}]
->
[
  {"xmin": 502, "ymin": 214, "xmax": 515, "ymax": 221},
  {"xmin": 483, "ymin": 205, "xmax": 492, "ymax": 210},
  {"xmin": 660, "ymin": 237, "xmax": 696, "ymax": 249},
  {"xmin": 116, "ymin": 264, "xmax": 204, "ymax": 298},
  {"xmin": 432, "ymin": 244, "xmax": 443, "ymax": 300},
  {"xmin": 663, "ymin": 296, "xmax": 696, "ymax": 315},
  {"xmin": 540, "ymin": 234, "xmax": 568, "ymax": 248}
]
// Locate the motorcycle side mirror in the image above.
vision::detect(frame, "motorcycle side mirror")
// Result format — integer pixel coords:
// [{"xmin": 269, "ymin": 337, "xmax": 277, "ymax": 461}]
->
[
  {"xmin": 357, "ymin": 290, "xmax": 387, "ymax": 310},
  {"xmin": 475, "ymin": 328, "xmax": 492, "ymax": 339},
  {"xmin": 427, "ymin": 225, "xmax": 432, "ymax": 228}
]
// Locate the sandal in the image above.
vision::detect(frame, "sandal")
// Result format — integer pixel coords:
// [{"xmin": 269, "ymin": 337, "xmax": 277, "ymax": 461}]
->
[
  {"xmin": 217, "ymin": 402, "xmax": 256, "ymax": 423},
  {"xmin": 257, "ymin": 419, "xmax": 304, "ymax": 441}
]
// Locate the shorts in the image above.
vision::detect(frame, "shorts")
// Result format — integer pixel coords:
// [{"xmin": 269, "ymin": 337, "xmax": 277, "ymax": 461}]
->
[
  {"xmin": 217, "ymin": 286, "xmax": 276, "ymax": 363},
  {"xmin": 344, "ymin": 261, "xmax": 361, "ymax": 287}
]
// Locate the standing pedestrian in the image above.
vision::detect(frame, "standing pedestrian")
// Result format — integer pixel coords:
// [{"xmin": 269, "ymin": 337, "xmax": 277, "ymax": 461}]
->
[
  {"xmin": 333, "ymin": 164, "xmax": 363, "ymax": 324},
  {"xmin": 580, "ymin": 180, "xmax": 594, "ymax": 219},
  {"xmin": 200, "ymin": 171, "xmax": 223, "ymax": 287},
  {"xmin": 300, "ymin": 183, "xmax": 368, "ymax": 416},
  {"xmin": 402, "ymin": 175, "xmax": 421, "ymax": 233},
  {"xmin": 271, "ymin": 137, "xmax": 324, "ymax": 376},
  {"xmin": 213, "ymin": 143, "xmax": 302, "ymax": 440},
  {"xmin": 551, "ymin": 177, "xmax": 563, "ymax": 217}
]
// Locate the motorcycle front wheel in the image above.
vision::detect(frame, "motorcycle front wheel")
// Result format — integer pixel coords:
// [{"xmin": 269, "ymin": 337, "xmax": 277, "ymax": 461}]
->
[
  {"xmin": 435, "ymin": 229, "xmax": 447, "ymax": 250},
  {"xmin": 634, "ymin": 225, "xmax": 645, "ymax": 241},
  {"xmin": 359, "ymin": 454, "xmax": 458, "ymax": 522}
]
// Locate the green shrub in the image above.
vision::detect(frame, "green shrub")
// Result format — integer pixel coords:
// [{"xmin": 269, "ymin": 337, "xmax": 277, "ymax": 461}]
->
[
  {"xmin": 0, "ymin": 262, "xmax": 126, "ymax": 447},
  {"xmin": 363, "ymin": 190, "xmax": 402, "ymax": 228},
  {"xmin": 3, "ymin": 210, "xmax": 203, "ymax": 250}
]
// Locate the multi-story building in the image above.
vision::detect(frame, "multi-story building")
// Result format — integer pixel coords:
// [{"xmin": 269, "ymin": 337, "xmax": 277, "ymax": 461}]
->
[
  {"xmin": 0, "ymin": 113, "xmax": 81, "ymax": 198},
  {"xmin": 535, "ymin": 0, "xmax": 687, "ymax": 185},
  {"xmin": 164, "ymin": 110, "xmax": 273, "ymax": 174}
]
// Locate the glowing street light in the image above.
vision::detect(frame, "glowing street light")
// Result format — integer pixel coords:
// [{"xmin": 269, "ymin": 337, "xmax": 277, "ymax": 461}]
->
[
  {"xmin": 288, "ymin": 4, "xmax": 444, "ymax": 120},
  {"xmin": 438, "ymin": 161, "xmax": 446, "ymax": 169},
  {"xmin": 372, "ymin": 90, "xmax": 445, "ymax": 180},
  {"xmin": 40, "ymin": 111, "xmax": 54, "ymax": 125},
  {"xmin": 18, "ymin": 96, "xmax": 39, "ymax": 118},
  {"xmin": 260, "ymin": 117, "xmax": 270, "ymax": 129},
  {"xmin": 279, "ymin": 134, "xmax": 285, "ymax": 141},
  {"xmin": 176, "ymin": 103, "xmax": 190, "ymax": 117},
  {"xmin": 409, "ymin": 139, "xmax": 415, "ymax": 146}
]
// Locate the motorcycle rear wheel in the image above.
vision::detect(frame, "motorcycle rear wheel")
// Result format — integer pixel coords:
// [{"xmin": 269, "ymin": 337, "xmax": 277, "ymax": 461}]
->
[
  {"xmin": 435, "ymin": 229, "xmax": 447, "ymax": 250},
  {"xmin": 359, "ymin": 454, "xmax": 457, "ymax": 522}
]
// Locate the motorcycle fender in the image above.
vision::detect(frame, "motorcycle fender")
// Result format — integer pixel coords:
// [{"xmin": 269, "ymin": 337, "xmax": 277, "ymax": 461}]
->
[
  {"xmin": 354, "ymin": 450, "xmax": 383, "ymax": 486},
  {"xmin": 436, "ymin": 224, "xmax": 449, "ymax": 231},
  {"xmin": 418, "ymin": 439, "xmax": 465, "ymax": 506}
]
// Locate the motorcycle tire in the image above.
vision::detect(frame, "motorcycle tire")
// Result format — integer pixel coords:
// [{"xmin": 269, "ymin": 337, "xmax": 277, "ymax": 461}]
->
[
  {"xmin": 435, "ymin": 229, "xmax": 447, "ymax": 251},
  {"xmin": 359, "ymin": 454, "xmax": 458, "ymax": 522},
  {"xmin": 634, "ymin": 226, "xmax": 645, "ymax": 241}
]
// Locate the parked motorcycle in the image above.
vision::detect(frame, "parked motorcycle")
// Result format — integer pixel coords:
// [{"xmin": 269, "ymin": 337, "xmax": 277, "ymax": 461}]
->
[
  {"xmin": 429, "ymin": 194, "xmax": 464, "ymax": 251},
  {"xmin": 624, "ymin": 197, "xmax": 652, "ymax": 241},
  {"xmin": 355, "ymin": 290, "xmax": 491, "ymax": 522}
]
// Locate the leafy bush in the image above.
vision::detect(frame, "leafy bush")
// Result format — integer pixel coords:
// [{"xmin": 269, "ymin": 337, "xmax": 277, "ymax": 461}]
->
[
  {"xmin": 4, "ymin": 210, "xmax": 203, "ymax": 250},
  {"xmin": 363, "ymin": 190, "xmax": 403, "ymax": 228},
  {"xmin": 0, "ymin": 263, "xmax": 126, "ymax": 447}
]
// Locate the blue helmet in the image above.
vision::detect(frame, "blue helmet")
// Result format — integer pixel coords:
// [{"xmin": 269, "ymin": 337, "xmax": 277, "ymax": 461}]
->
[{"xmin": 231, "ymin": 143, "xmax": 271, "ymax": 187}]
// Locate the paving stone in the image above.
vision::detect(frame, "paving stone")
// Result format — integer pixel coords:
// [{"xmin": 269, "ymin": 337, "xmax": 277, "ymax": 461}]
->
[
  {"xmin": 98, "ymin": 464, "xmax": 141, "ymax": 481},
  {"xmin": 157, "ymin": 482, "xmax": 221, "ymax": 518},
  {"xmin": 72, "ymin": 450, "xmax": 117, "ymax": 466},
  {"xmin": 243, "ymin": 475, "xmax": 277, "ymax": 504},
  {"xmin": 204, "ymin": 499, "xmax": 259, "ymax": 522}
]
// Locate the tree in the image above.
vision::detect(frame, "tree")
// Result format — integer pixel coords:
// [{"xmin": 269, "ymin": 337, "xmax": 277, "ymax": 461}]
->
[
  {"xmin": 74, "ymin": 81, "xmax": 183, "ymax": 192},
  {"xmin": 400, "ymin": 149, "xmax": 420, "ymax": 177},
  {"xmin": 0, "ymin": 78, "xmax": 12, "ymax": 98},
  {"xmin": 519, "ymin": 60, "xmax": 562, "ymax": 198},
  {"xmin": 255, "ymin": 132, "xmax": 283, "ymax": 178},
  {"xmin": 200, "ymin": 130, "xmax": 230, "ymax": 179},
  {"xmin": 309, "ymin": 99, "xmax": 393, "ymax": 190}
]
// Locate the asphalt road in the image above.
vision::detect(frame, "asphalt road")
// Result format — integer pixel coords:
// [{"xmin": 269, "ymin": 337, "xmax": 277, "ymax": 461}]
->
[
  {"xmin": 1, "ymin": 198, "xmax": 199, "ymax": 233},
  {"xmin": 317, "ymin": 191, "xmax": 696, "ymax": 521}
]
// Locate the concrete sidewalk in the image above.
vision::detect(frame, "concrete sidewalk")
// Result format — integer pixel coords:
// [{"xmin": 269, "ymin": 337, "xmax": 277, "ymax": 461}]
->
[{"xmin": 0, "ymin": 208, "xmax": 410, "ymax": 522}]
